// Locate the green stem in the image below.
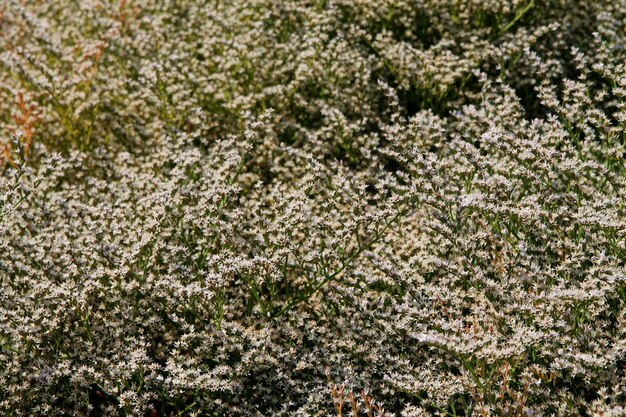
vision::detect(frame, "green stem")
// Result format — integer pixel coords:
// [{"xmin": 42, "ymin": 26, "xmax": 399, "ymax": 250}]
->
[
  {"xmin": 499, "ymin": 0, "xmax": 535, "ymax": 34},
  {"xmin": 272, "ymin": 206, "xmax": 409, "ymax": 318}
]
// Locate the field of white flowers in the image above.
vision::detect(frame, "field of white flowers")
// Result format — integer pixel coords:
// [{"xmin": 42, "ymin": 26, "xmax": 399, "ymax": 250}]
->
[{"xmin": 2, "ymin": 0, "xmax": 626, "ymax": 416}]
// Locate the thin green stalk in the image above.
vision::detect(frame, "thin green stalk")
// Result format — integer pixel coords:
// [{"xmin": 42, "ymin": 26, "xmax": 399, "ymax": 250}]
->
[
  {"xmin": 272, "ymin": 206, "xmax": 409, "ymax": 318},
  {"xmin": 499, "ymin": 0, "xmax": 535, "ymax": 34}
]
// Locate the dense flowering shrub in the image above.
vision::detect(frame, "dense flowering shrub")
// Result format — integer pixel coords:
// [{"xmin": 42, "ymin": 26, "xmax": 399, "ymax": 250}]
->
[{"xmin": 1, "ymin": 0, "xmax": 626, "ymax": 416}]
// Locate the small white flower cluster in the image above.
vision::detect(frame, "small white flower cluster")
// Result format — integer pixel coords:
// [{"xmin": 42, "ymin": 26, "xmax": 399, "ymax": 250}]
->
[{"xmin": 1, "ymin": 0, "xmax": 626, "ymax": 416}]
